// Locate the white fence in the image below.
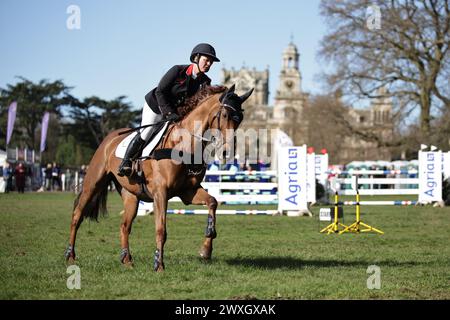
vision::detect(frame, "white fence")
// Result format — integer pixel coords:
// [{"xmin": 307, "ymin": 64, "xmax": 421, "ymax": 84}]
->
[
  {"xmin": 139, "ymin": 147, "xmax": 448, "ymax": 215},
  {"xmin": 329, "ymin": 170, "xmax": 420, "ymax": 196},
  {"xmin": 169, "ymin": 170, "xmax": 278, "ymax": 204}
]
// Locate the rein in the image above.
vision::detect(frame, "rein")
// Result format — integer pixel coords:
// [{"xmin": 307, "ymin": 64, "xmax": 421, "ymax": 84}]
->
[
  {"xmin": 186, "ymin": 103, "xmax": 240, "ymax": 144},
  {"xmin": 129, "ymin": 96, "xmax": 242, "ymax": 163},
  {"xmin": 118, "ymin": 120, "xmax": 168, "ymax": 136}
]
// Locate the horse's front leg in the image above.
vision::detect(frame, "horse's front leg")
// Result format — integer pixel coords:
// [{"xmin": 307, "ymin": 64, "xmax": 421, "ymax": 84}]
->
[
  {"xmin": 181, "ymin": 187, "xmax": 217, "ymax": 260},
  {"xmin": 153, "ymin": 188, "xmax": 168, "ymax": 272}
]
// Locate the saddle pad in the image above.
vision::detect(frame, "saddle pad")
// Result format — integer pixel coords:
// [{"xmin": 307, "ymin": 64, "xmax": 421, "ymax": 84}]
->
[{"xmin": 115, "ymin": 122, "xmax": 170, "ymax": 159}]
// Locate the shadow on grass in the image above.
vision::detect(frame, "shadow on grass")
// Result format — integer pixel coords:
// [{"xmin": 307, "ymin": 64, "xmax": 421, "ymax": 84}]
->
[{"xmin": 225, "ymin": 256, "xmax": 422, "ymax": 270}]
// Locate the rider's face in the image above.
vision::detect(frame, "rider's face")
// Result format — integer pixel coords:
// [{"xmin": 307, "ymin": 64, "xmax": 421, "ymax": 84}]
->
[{"xmin": 198, "ymin": 55, "xmax": 213, "ymax": 73}]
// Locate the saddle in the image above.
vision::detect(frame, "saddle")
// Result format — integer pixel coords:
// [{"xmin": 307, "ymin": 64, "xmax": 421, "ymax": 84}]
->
[{"xmin": 115, "ymin": 122, "xmax": 170, "ymax": 160}]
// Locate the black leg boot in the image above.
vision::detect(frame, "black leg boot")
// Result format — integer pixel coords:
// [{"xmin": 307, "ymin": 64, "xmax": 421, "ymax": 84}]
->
[{"xmin": 118, "ymin": 134, "xmax": 146, "ymax": 177}]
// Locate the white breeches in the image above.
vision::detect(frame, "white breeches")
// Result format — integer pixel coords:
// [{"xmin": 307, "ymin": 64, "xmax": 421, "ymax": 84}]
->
[{"xmin": 140, "ymin": 101, "xmax": 163, "ymax": 141}]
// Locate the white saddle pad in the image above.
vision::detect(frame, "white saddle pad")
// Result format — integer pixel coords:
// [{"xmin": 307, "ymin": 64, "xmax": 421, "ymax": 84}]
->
[{"xmin": 115, "ymin": 122, "xmax": 170, "ymax": 159}]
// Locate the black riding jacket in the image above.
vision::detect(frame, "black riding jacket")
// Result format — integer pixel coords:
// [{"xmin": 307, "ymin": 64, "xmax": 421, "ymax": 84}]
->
[{"xmin": 145, "ymin": 64, "xmax": 211, "ymax": 115}]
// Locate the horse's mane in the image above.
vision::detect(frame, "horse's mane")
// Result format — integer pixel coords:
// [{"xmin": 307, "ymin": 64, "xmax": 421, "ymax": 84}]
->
[{"xmin": 177, "ymin": 85, "xmax": 227, "ymax": 119}]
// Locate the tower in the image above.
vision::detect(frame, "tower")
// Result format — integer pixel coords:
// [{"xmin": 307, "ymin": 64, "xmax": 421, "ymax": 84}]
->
[
  {"xmin": 221, "ymin": 66, "xmax": 269, "ymax": 106},
  {"xmin": 272, "ymin": 41, "xmax": 306, "ymax": 145}
]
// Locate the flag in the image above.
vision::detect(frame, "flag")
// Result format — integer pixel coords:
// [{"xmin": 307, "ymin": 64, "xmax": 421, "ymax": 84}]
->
[
  {"xmin": 40, "ymin": 112, "xmax": 50, "ymax": 152},
  {"xmin": 6, "ymin": 102, "xmax": 17, "ymax": 145}
]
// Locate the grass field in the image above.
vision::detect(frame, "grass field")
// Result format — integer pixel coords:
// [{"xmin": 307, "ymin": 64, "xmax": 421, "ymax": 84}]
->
[{"xmin": 0, "ymin": 191, "xmax": 449, "ymax": 300}]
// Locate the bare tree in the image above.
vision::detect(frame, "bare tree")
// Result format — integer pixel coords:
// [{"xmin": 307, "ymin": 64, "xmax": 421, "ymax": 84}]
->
[
  {"xmin": 319, "ymin": 0, "xmax": 450, "ymax": 142},
  {"xmin": 305, "ymin": 94, "xmax": 352, "ymax": 163}
]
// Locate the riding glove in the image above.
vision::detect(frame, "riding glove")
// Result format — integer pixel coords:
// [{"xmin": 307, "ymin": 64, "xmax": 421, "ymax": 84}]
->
[{"xmin": 165, "ymin": 112, "xmax": 180, "ymax": 122}]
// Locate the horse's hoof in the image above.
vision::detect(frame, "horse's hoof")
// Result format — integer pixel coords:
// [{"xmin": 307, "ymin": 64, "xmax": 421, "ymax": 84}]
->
[
  {"xmin": 123, "ymin": 261, "xmax": 134, "ymax": 268},
  {"xmin": 66, "ymin": 257, "xmax": 76, "ymax": 265},
  {"xmin": 154, "ymin": 262, "xmax": 165, "ymax": 272},
  {"xmin": 153, "ymin": 250, "xmax": 165, "ymax": 271}
]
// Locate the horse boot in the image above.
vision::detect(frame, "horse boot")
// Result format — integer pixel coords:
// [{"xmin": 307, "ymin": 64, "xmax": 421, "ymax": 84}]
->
[{"xmin": 117, "ymin": 134, "xmax": 146, "ymax": 177}]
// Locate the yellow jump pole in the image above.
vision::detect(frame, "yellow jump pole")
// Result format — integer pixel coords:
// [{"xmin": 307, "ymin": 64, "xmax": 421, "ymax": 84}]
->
[
  {"xmin": 356, "ymin": 191, "xmax": 360, "ymax": 223},
  {"xmin": 339, "ymin": 176, "xmax": 384, "ymax": 235},
  {"xmin": 320, "ymin": 191, "xmax": 348, "ymax": 234}
]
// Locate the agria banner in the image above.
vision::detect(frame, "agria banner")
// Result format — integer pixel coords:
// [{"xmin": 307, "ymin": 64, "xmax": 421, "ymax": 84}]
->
[
  {"xmin": 418, "ymin": 150, "xmax": 442, "ymax": 203},
  {"xmin": 277, "ymin": 145, "xmax": 308, "ymax": 213}
]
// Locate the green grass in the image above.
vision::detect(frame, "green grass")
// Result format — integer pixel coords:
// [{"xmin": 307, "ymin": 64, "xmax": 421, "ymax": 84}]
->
[{"xmin": 0, "ymin": 192, "xmax": 449, "ymax": 299}]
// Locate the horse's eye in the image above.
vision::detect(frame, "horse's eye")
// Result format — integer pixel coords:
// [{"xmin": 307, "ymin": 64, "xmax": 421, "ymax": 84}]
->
[
  {"xmin": 223, "ymin": 114, "xmax": 227, "ymax": 118},
  {"xmin": 232, "ymin": 115, "xmax": 241, "ymax": 123}
]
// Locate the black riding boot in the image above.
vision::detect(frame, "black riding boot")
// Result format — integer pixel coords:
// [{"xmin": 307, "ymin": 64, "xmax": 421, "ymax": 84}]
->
[{"xmin": 118, "ymin": 134, "xmax": 146, "ymax": 177}]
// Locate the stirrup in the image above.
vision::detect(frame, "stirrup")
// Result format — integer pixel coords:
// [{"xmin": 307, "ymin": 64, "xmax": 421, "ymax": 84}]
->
[
  {"xmin": 118, "ymin": 134, "xmax": 146, "ymax": 177},
  {"xmin": 118, "ymin": 159, "xmax": 133, "ymax": 177}
]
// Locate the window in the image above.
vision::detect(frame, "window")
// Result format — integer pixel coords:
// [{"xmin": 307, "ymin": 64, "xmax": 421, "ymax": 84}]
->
[{"xmin": 288, "ymin": 57, "xmax": 293, "ymax": 69}]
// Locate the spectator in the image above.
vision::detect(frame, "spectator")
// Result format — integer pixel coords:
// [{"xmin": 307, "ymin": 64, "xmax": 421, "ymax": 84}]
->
[
  {"xmin": 64, "ymin": 168, "xmax": 73, "ymax": 191},
  {"xmin": 79, "ymin": 165, "xmax": 87, "ymax": 186},
  {"xmin": 15, "ymin": 162, "xmax": 26, "ymax": 193},
  {"xmin": 45, "ymin": 163, "xmax": 52, "ymax": 191},
  {"xmin": 52, "ymin": 162, "xmax": 61, "ymax": 191},
  {"xmin": 3, "ymin": 163, "xmax": 13, "ymax": 193},
  {"xmin": 386, "ymin": 165, "xmax": 396, "ymax": 189}
]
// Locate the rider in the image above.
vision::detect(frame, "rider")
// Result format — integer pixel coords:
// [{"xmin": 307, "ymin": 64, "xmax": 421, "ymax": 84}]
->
[{"xmin": 118, "ymin": 43, "xmax": 220, "ymax": 177}]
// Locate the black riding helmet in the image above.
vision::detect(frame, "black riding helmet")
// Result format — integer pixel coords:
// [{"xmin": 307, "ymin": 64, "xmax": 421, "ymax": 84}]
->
[{"xmin": 190, "ymin": 43, "xmax": 220, "ymax": 62}]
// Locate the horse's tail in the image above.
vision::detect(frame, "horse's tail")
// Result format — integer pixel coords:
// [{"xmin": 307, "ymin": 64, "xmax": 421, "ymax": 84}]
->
[{"xmin": 73, "ymin": 174, "xmax": 112, "ymax": 222}]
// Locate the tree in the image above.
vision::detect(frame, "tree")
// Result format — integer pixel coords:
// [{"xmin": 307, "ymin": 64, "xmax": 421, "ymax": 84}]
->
[
  {"xmin": 0, "ymin": 77, "xmax": 71, "ymax": 150},
  {"xmin": 319, "ymin": 0, "xmax": 450, "ymax": 142},
  {"xmin": 305, "ymin": 94, "xmax": 353, "ymax": 163},
  {"xmin": 305, "ymin": 93, "xmax": 405, "ymax": 163},
  {"xmin": 65, "ymin": 95, "xmax": 140, "ymax": 150}
]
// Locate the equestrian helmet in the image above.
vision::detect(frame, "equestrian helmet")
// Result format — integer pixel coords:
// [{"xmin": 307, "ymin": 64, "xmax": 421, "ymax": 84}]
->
[{"xmin": 190, "ymin": 43, "xmax": 220, "ymax": 62}]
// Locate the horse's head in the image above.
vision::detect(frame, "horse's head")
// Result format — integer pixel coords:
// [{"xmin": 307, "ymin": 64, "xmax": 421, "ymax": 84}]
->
[
  {"xmin": 208, "ymin": 84, "xmax": 253, "ymax": 160},
  {"xmin": 169, "ymin": 85, "xmax": 253, "ymax": 164}
]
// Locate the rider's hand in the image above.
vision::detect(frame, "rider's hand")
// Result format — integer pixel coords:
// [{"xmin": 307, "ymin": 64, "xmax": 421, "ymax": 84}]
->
[{"xmin": 165, "ymin": 112, "xmax": 180, "ymax": 122}]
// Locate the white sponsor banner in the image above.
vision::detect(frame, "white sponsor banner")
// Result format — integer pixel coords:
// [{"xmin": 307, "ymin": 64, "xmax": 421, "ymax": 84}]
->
[
  {"xmin": 277, "ymin": 145, "xmax": 308, "ymax": 212},
  {"xmin": 315, "ymin": 154, "xmax": 329, "ymax": 186},
  {"xmin": 418, "ymin": 151, "xmax": 442, "ymax": 203},
  {"xmin": 307, "ymin": 153, "xmax": 316, "ymax": 202}
]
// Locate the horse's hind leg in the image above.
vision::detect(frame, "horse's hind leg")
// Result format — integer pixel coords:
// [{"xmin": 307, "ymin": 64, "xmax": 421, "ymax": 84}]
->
[
  {"xmin": 180, "ymin": 187, "xmax": 217, "ymax": 260},
  {"xmin": 65, "ymin": 153, "xmax": 110, "ymax": 263},
  {"xmin": 65, "ymin": 185, "xmax": 103, "ymax": 263},
  {"xmin": 119, "ymin": 189, "xmax": 139, "ymax": 267},
  {"xmin": 65, "ymin": 201, "xmax": 84, "ymax": 264}
]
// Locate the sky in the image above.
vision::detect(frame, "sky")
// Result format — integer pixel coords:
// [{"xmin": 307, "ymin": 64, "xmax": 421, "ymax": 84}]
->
[{"xmin": 0, "ymin": 0, "xmax": 328, "ymax": 110}]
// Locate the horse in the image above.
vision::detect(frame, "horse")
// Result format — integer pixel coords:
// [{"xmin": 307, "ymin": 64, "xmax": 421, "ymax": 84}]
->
[{"xmin": 64, "ymin": 84, "xmax": 253, "ymax": 271}]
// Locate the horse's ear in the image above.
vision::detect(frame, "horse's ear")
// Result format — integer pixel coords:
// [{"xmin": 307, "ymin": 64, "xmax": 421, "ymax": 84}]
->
[
  {"xmin": 221, "ymin": 84, "xmax": 236, "ymax": 103},
  {"xmin": 240, "ymin": 88, "xmax": 254, "ymax": 103}
]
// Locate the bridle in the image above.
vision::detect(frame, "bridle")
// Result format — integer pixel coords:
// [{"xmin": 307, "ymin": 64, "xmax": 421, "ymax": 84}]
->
[{"xmin": 187, "ymin": 101, "xmax": 242, "ymax": 145}]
